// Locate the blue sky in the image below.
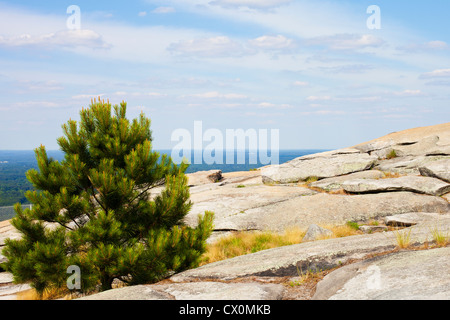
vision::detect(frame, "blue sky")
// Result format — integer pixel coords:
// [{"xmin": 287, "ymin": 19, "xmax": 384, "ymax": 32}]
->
[{"xmin": 0, "ymin": 0, "xmax": 449, "ymax": 150}]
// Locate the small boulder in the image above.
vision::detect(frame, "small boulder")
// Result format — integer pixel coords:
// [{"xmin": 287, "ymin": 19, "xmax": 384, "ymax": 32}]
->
[
  {"xmin": 187, "ymin": 170, "xmax": 223, "ymax": 186},
  {"xmin": 302, "ymin": 224, "xmax": 333, "ymax": 242}
]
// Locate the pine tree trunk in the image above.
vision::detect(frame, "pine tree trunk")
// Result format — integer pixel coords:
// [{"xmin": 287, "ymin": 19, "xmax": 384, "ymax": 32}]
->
[{"xmin": 101, "ymin": 275, "xmax": 113, "ymax": 291}]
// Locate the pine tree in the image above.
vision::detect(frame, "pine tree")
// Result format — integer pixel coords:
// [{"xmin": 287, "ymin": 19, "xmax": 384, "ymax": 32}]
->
[{"xmin": 1, "ymin": 98, "xmax": 214, "ymax": 295}]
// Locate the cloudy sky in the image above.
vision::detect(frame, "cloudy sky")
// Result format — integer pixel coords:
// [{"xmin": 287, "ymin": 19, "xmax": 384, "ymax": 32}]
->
[{"xmin": 0, "ymin": 0, "xmax": 449, "ymax": 150}]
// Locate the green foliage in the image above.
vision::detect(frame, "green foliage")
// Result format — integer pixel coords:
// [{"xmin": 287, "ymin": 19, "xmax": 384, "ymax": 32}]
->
[
  {"xmin": 386, "ymin": 149, "xmax": 398, "ymax": 160},
  {"xmin": 305, "ymin": 176, "xmax": 319, "ymax": 183},
  {"xmin": 346, "ymin": 221, "xmax": 360, "ymax": 231},
  {"xmin": 1, "ymin": 99, "xmax": 214, "ymax": 295}
]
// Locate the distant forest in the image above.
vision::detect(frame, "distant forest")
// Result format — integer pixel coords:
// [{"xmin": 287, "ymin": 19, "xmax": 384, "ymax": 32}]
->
[
  {"xmin": 0, "ymin": 163, "xmax": 34, "ymax": 206},
  {"xmin": 0, "ymin": 149, "xmax": 324, "ymax": 207},
  {"xmin": 0, "ymin": 150, "xmax": 64, "ymax": 207}
]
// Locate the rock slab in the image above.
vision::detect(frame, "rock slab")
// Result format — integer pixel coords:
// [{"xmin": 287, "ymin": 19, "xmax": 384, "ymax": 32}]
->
[
  {"xmin": 215, "ymin": 192, "xmax": 450, "ymax": 232},
  {"xmin": 310, "ymin": 170, "xmax": 385, "ymax": 191},
  {"xmin": 419, "ymin": 158, "xmax": 450, "ymax": 183},
  {"xmin": 341, "ymin": 176, "xmax": 450, "ymax": 196},
  {"xmin": 312, "ymin": 247, "xmax": 450, "ymax": 300},
  {"xmin": 78, "ymin": 281, "xmax": 286, "ymax": 300},
  {"xmin": 261, "ymin": 150, "xmax": 377, "ymax": 184}
]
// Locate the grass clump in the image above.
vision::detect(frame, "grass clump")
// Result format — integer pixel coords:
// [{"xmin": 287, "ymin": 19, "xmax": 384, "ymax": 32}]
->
[
  {"xmin": 201, "ymin": 228, "xmax": 305, "ymax": 265},
  {"xmin": 386, "ymin": 149, "xmax": 398, "ymax": 160},
  {"xmin": 393, "ymin": 227, "xmax": 413, "ymax": 249},
  {"xmin": 289, "ymin": 266, "xmax": 323, "ymax": 287},
  {"xmin": 305, "ymin": 176, "xmax": 319, "ymax": 184},
  {"xmin": 430, "ymin": 226, "xmax": 449, "ymax": 247},
  {"xmin": 346, "ymin": 221, "xmax": 360, "ymax": 231},
  {"xmin": 382, "ymin": 171, "xmax": 403, "ymax": 179},
  {"xmin": 201, "ymin": 223, "xmax": 363, "ymax": 266}
]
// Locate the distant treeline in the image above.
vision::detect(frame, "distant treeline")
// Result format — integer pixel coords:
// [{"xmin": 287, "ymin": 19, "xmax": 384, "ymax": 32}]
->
[
  {"xmin": 0, "ymin": 163, "xmax": 35, "ymax": 206},
  {"xmin": 0, "ymin": 149, "xmax": 325, "ymax": 207},
  {"xmin": 0, "ymin": 150, "xmax": 64, "ymax": 207}
]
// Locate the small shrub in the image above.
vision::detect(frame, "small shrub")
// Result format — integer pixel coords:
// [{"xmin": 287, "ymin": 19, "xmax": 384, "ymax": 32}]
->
[
  {"xmin": 386, "ymin": 149, "xmax": 398, "ymax": 160},
  {"xmin": 236, "ymin": 185, "xmax": 246, "ymax": 188},
  {"xmin": 305, "ymin": 176, "xmax": 319, "ymax": 184}
]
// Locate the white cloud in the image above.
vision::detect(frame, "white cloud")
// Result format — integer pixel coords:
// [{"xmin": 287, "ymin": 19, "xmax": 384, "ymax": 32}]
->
[
  {"xmin": 293, "ymin": 81, "xmax": 309, "ymax": 87},
  {"xmin": 317, "ymin": 64, "xmax": 374, "ymax": 74},
  {"xmin": 168, "ymin": 36, "xmax": 248, "ymax": 58},
  {"xmin": 257, "ymin": 102, "xmax": 293, "ymax": 109},
  {"xmin": 72, "ymin": 94, "xmax": 106, "ymax": 100},
  {"xmin": 248, "ymin": 35, "xmax": 295, "ymax": 50},
  {"xmin": 138, "ymin": 11, "xmax": 147, "ymax": 17},
  {"xmin": 168, "ymin": 34, "xmax": 298, "ymax": 58},
  {"xmin": 398, "ymin": 40, "xmax": 448, "ymax": 53},
  {"xmin": 13, "ymin": 101, "xmax": 61, "ymax": 109},
  {"xmin": 185, "ymin": 91, "xmax": 248, "ymax": 99},
  {"xmin": 0, "ymin": 30, "xmax": 110, "ymax": 49},
  {"xmin": 152, "ymin": 7, "xmax": 176, "ymax": 14},
  {"xmin": 392, "ymin": 89, "xmax": 424, "ymax": 97},
  {"xmin": 300, "ymin": 109, "xmax": 346, "ymax": 116},
  {"xmin": 306, "ymin": 96, "xmax": 332, "ymax": 101},
  {"xmin": 15, "ymin": 80, "xmax": 64, "ymax": 92},
  {"xmin": 420, "ymin": 69, "xmax": 450, "ymax": 79},
  {"xmin": 307, "ymin": 34, "xmax": 385, "ymax": 51},
  {"xmin": 130, "ymin": 92, "xmax": 168, "ymax": 98},
  {"xmin": 209, "ymin": 0, "xmax": 292, "ymax": 9},
  {"xmin": 306, "ymin": 95, "xmax": 383, "ymax": 103},
  {"xmin": 427, "ymin": 41, "xmax": 448, "ymax": 49}
]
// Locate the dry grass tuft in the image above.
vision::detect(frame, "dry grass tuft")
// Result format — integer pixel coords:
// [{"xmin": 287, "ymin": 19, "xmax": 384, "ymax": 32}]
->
[
  {"xmin": 381, "ymin": 171, "xmax": 403, "ymax": 179},
  {"xmin": 393, "ymin": 227, "xmax": 413, "ymax": 249},
  {"xmin": 430, "ymin": 225, "xmax": 450, "ymax": 247},
  {"xmin": 200, "ymin": 228, "xmax": 306, "ymax": 266},
  {"xmin": 201, "ymin": 224, "xmax": 363, "ymax": 265},
  {"xmin": 16, "ymin": 287, "xmax": 71, "ymax": 300},
  {"xmin": 289, "ymin": 267, "xmax": 324, "ymax": 287}
]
